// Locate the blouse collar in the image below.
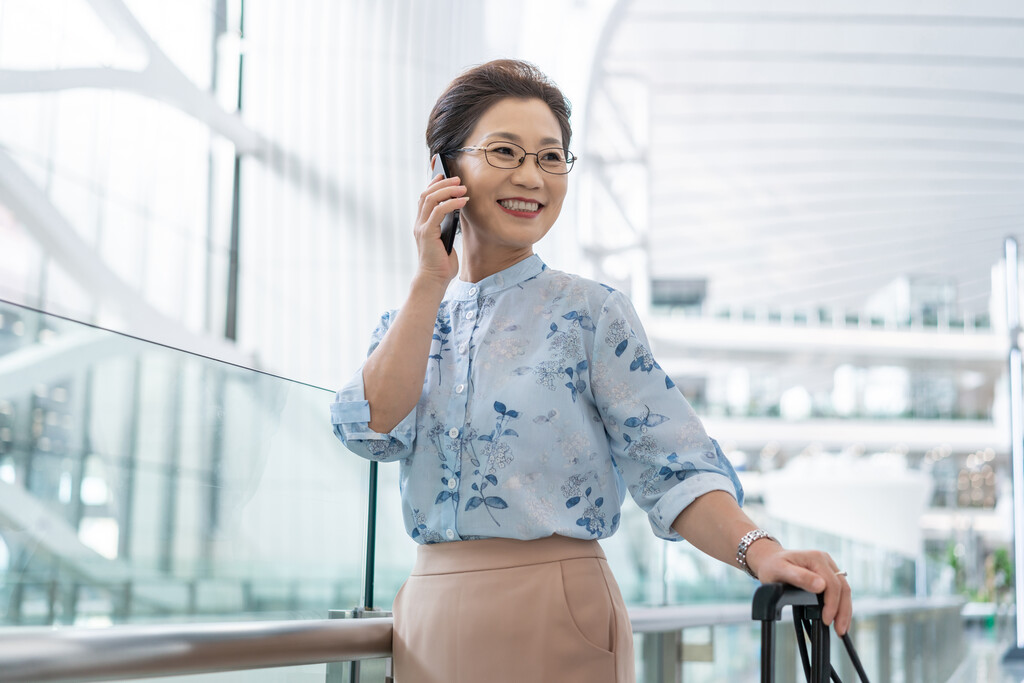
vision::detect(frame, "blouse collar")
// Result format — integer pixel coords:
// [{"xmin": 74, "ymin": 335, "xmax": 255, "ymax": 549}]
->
[{"xmin": 447, "ymin": 254, "xmax": 546, "ymax": 301}]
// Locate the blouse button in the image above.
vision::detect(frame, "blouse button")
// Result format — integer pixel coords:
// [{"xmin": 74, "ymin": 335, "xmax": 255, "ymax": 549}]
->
[
  {"xmin": 448, "ymin": 478, "xmax": 457, "ymax": 490},
  {"xmin": 455, "ymin": 384, "xmax": 465, "ymax": 394},
  {"xmin": 468, "ymin": 286, "xmax": 478, "ymax": 296},
  {"xmin": 465, "ymin": 310, "xmax": 475, "ymax": 320},
  {"xmin": 448, "ymin": 427, "xmax": 459, "ymax": 439},
  {"xmin": 458, "ymin": 343, "xmax": 468, "ymax": 354},
  {"xmin": 446, "ymin": 528, "xmax": 455, "ymax": 540}
]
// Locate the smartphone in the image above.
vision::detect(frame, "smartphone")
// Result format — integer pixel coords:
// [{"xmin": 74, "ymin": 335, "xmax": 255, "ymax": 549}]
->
[{"xmin": 430, "ymin": 153, "xmax": 459, "ymax": 254}]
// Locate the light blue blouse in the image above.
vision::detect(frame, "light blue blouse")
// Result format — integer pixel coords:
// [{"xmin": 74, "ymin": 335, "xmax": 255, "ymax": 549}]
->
[{"xmin": 330, "ymin": 254, "xmax": 743, "ymax": 544}]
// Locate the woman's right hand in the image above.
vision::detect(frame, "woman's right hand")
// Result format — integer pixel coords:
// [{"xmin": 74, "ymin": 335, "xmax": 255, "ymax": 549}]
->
[{"xmin": 414, "ymin": 173, "xmax": 467, "ymax": 285}]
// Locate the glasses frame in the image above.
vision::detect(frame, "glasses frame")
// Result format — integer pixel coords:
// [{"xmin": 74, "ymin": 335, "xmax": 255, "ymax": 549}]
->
[{"xmin": 449, "ymin": 140, "xmax": 577, "ymax": 175}]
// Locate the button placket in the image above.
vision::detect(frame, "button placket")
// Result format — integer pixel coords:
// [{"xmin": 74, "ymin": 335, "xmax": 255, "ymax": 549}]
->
[{"xmin": 443, "ymin": 294, "xmax": 478, "ymax": 544}]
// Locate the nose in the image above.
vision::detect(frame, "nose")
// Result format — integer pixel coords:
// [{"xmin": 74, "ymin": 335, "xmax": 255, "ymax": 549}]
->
[{"xmin": 510, "ymin": 154, "xmax": 544, "ymax": 187}]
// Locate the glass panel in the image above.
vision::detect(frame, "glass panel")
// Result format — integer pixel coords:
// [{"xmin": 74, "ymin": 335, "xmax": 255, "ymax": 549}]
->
[
  {"xmin": 0, "ymin": 299, "xmax": 369, "ymax": 625},
  {"xmin": 372, "ymin": 460, "xmax": 417, "ymax": 611}
]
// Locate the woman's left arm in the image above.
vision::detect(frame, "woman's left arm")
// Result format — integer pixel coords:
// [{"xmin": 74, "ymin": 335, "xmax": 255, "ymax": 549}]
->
[{"xmin": 671, "ymin": 490, "xmax": 853, "ymax": 635}]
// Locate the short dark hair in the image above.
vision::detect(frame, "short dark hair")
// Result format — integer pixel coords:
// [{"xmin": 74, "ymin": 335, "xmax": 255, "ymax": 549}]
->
[{"xmin": 426, "ymin": 59, "xmax": 572, "ymax": 160}]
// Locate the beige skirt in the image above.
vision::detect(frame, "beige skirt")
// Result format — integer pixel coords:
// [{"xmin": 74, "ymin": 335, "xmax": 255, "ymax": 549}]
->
[{"xmin": 391, "ymin": 534, "xmax": 635, "ymax": 683}]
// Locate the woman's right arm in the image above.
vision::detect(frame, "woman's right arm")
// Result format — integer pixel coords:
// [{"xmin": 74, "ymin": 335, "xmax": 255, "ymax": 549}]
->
[{"xmin": 361, "ymin": 173, "xmax": 467, "ymax": 433}]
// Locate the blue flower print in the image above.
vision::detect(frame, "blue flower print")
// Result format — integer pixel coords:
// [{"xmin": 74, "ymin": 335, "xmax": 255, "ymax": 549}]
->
[
  {"xmin": 630, "ymin": 344, "xmax": 655, "ymax": 373},
  {"xmin": 465, "ymin": 401, "xmax": 518, "ymax": 525},
  {"xmin": 563, "ymin": 360, "xmax": 588, "ymax": 402},
  {"xmin": 562, "ymin": 476, "xmax": 615, "ymax": 538},
  {"xmin": 427, "ymin": 417, "xmax": 465, "ymax": 514},
  {"xmin": 365, "ymin": 437, "xmax": 406, "ymax": 462},
  {"xmin": 629, "ymin": 343, "xmax": 671, "ymax": 384},
  {"xmin": 428, "ymin": 310, "xmax": 453, "ymax": 384},
  {"xmin": 562, "ymin": 309, "xmax": 596, "ymax": 332},
  {"xmin": 544, "ymin": 312, "xmax": 592, "ymax": 401},
  {"xmin": 604, "ymin": 315, "xmax": 674, "ymax": 388},
  {"xmin": 659, "ymin": 453, "xmax": 699, "ymax": 482},
  {"xmin": 410, "ymin": 508, "xmax": 444, "ymax": 544},
  {"xmin": 623, "ymin": 406, "xmax": 669, "ymax": 431},
  {"xmin": 515, "ymin": 361, "xmax": 562, "ymax": 391},
  {"xmin": 604, "ymin": 319, "xmax": 630, "ymax": 358}
]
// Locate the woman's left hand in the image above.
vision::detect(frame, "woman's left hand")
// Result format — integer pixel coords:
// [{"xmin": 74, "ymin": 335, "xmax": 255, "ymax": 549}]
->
[{"xmin": 749, "ymin": 546, "xmax": 853, "ymax": 635}]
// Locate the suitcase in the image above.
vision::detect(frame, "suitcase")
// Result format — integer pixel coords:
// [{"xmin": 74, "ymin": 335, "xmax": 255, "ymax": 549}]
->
[{"xmin": 752, "ymin": 583, "xmax": 870, "ymax": 683}]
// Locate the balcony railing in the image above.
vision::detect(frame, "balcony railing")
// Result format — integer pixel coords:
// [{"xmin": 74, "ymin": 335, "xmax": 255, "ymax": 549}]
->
[{"xmin": 0, "ymin": 591, "xmax": 966, "ymax": 683}]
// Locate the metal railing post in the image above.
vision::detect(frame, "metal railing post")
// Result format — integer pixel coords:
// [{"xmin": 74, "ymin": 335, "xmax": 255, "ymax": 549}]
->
[
  {"xmin": 1004, "ymin": 236, "xmax": 1024, "ymax": 663},
  {"xmin": 326, "ymin": 609, "xmax": 393, "ymax": 683}
]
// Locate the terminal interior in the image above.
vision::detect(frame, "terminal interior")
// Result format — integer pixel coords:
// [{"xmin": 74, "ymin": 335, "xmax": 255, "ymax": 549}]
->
[{"xmin": 1, "ymin": 1, "xmax": 1024, "ymax": 681}]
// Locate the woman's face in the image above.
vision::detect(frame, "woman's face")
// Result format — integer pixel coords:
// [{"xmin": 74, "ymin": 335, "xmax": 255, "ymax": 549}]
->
[{"xmin": 451, "ymin": 97, "xmax": 568, "ymax": 255}]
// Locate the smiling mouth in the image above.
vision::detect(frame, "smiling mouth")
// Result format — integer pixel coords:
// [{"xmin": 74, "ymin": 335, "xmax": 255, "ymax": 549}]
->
[{"xmin": 498, "ymin": 199, "xmax": 542, "ymax": 213}]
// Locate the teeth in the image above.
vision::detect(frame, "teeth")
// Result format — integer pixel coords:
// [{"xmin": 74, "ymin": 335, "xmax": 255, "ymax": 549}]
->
[{"xmin": 499, "ymin": 199, "xmax": 540, "ymax": 212}]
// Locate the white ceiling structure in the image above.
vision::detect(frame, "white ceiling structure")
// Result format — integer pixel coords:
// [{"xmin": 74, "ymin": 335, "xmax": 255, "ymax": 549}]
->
[{"xmin": 585, "ymin": 0, "xmax": 1024, "ymax": 316}]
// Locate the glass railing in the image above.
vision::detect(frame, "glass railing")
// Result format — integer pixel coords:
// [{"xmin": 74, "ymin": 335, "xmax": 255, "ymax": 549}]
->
[
  {"xmin": 0, "ymin": 298, "xmax": 930, "ymax": 628},
  {"xmin": 0, "ymin": 299, "xmax": 371, "ymax": 626},
  {"xmin": 597, "ymin": 501, "xmax": 919, "ymax": 609}
]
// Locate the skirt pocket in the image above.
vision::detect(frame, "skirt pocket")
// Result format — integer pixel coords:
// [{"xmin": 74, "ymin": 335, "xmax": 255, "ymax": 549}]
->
[{"xmin": 557, "ymin": 557, "xmax": 616, "ymax": 655}]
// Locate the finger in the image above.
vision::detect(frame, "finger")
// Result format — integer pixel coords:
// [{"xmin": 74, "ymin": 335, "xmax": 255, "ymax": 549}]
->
[
  {"xmin": 821, "ymin": 575, "xmax": 839, "ymax": 626},
  {"xmin": 424, "ymin": 196, "xmax": 469, "ymax": 233},
  {"xmin": 820, "ymin": 570, "xmax": 849, "ymax": 629},
  {"xmin": 834, "ymin": 580, "xmax": 853, "ymax": 636},
  {"xmin": 420, "ymin": 175, "xmax": 462, "ymax": 199},
  {"xmin": 771, "ymin": 564, "xmax": 826, "ymax": 595},
  {"xmin": 417, "ymin": 180, "xmax": 467, "ymax": 225},
  {"xmin": 416, "ymin": 175, "xmax": 461, "ymax": 214}
]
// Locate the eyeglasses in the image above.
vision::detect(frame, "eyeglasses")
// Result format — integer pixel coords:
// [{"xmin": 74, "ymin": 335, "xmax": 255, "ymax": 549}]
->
[{"xmin": 450, "ymin": 140, "xmax": 577, "ymax": 175}]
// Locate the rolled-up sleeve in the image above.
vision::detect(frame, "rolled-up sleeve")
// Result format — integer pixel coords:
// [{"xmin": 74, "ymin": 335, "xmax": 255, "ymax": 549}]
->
[
  {"xmin": 330, "ymin": 311, "xmax": 417, "ymax": 463},
  {"xmin": 591, "ymin": 290, "xmax": 744, "ymax": 541}
]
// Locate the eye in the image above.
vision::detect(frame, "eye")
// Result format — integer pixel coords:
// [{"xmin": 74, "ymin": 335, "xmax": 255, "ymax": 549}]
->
[
  {"xmin": 541, "ymin": 149, "xmax": 566, "ymax": 162},
  {"xmin": 489, "ymin": 145, "xmax": 518, "ymax": 158}
]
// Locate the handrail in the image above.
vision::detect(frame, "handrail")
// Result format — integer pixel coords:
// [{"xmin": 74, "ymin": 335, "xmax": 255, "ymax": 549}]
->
[
  {"xmin": 627, "ymin": 594, "xmax": 963, "ymax": 633},
  {"xmin": 0, "ymin": 618, "xmax": 393, "ymax": 683},
  {"xmin": 0, "ymin": 596, "xmax": 965, "ymax": 683}
]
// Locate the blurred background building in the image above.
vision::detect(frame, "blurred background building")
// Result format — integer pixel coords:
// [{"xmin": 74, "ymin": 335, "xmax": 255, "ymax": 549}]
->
[{"xmin": 1, "ymin": 0, "xmax": 1023, "ymax": 679}]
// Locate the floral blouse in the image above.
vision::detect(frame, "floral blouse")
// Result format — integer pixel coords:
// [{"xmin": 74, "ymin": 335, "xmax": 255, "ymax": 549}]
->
[{"xmin": 330, "ymin": 254, "xmax": 743, "ymax": 544}]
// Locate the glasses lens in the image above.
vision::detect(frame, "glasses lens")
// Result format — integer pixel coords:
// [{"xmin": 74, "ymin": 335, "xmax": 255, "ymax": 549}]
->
[
  {"xmin": 484, "ymin": 141, "xmax": 525, "ymax": 169},
  {"xmin": 538, "ymin": 148, "xmax": 572, "ymax": 174}
]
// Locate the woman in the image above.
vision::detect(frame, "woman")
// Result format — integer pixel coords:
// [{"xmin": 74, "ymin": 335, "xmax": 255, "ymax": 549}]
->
[{"xmin": 331, "ymin": 59, "xmax": 852, "ymax": 682}]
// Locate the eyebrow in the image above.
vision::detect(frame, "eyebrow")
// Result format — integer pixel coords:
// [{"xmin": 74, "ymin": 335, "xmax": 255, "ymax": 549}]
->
[{"xmin": 485, "ymin": 131, "xmax": 563, "ymax": 147}]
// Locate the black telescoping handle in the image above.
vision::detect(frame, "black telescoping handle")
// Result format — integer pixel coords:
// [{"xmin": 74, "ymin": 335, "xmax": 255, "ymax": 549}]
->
[
  {"xmin": 753, "ymin": 583, "xmax": 869, "ymax": 683},
  {"xmin": 752, "ymin": 582, "xmax": 822, "ymax": 621},
  {"xmin": 755, "ymin": 584, "xmax": 825, "ymax": 683}
]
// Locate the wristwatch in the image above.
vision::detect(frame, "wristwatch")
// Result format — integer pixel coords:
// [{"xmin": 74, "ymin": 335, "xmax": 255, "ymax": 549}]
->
[{"xmin": 736, "ymin": 529, "xmax": 777, "ymax": 579}]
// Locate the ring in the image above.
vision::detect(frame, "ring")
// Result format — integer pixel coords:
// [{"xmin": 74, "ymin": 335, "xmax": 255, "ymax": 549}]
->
[{"xmin": 835, "ymin": 570, "xmax": 848, "ymax": 577}]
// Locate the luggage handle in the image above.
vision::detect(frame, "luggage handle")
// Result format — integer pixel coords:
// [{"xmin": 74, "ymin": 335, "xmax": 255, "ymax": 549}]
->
[{"xmin": 752, "ymin": 583, "xmax": 870, "ymax": 683}]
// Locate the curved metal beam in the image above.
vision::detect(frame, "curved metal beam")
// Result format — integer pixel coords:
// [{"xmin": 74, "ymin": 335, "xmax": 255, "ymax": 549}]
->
[
  {"xmin": 0, "ymin": 66, "xmax": 262, "ymax": 155},
  {"xmin": 0, "ymin": 147, "xmax": 249, "ymax": 365}
]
